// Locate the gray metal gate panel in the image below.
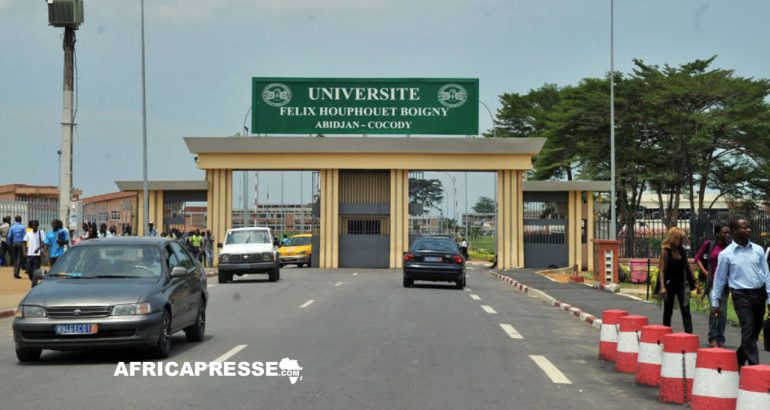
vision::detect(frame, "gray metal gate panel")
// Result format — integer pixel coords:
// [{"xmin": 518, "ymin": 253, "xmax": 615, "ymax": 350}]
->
[
  {"xmin": 523, "ymin": 192, "xmax": 569, "ymax": 269},
  {"xmin": 339, "ymin": 235, "xmax": 389, "ymax": 268},
  {"xmin": 310, "ymin": 235, "xmax": 320, "ymax": 268}
]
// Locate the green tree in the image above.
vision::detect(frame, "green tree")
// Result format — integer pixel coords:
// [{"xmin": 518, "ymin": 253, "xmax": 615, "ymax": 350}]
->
[
  {"xmin": 472, "ymin": 196, "xmax": 495, "ymax": 213},
  {"xmin": 489, "ymin": 57, "xmax": 770, "ymax": 238},
  {"xmin": 409, "ymin": 178, "xmax": 444, "ymax": 215}
]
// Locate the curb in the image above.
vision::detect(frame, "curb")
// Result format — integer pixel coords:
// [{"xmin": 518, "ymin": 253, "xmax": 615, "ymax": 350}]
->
[{"xmin": 488, "ymin": 271, "xmax": 602, "ymax": 329}]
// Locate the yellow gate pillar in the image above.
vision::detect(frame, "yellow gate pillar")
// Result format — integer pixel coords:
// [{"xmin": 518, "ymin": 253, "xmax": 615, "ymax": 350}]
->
[
  {"xmin": 568, "ymin": 191, "xmax": 583, "ymax": 272},
  {"xmin": 389, "ymin": 169, "xmax": 409, "ymax": 268},
  {"xmin": 319, "ymin": 169, "xmax": 339, "ymax": 268},
  {"xmin": 206, "ymin": 169, "xmax": 232, "ymax": 266},
  {"xmin": 586, "ymin": 192, "xmax": 595, "ymax": 273},
  {"xmin": 496, "ymin": 170, "xmax": 524, "ymax": 270},
  {"xmin": 135, "ymin": 190, "xmax": 164, "ymax": 236}
]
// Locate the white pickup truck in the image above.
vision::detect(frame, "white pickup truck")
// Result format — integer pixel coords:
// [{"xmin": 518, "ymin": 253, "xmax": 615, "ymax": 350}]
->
[{"xmin": 217, "ymin": 227, "xmax": 280, "ymax": 283}]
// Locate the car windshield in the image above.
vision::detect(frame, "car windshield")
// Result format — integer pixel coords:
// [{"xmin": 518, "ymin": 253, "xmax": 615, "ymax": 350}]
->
[
  {"xmin": 48, "ymin": 245, "xmax": 163, "ymax": 278},
  {"xmin": 412, "ymin": 239, "xmax": 459, "ymax": 253},
  {"xmin": 225, "ymin": 230, "xmax": 271, "ymax": 245},
  {"xmin": 285, "ymin": 236, "xmax": 311, "ymax": 246}
]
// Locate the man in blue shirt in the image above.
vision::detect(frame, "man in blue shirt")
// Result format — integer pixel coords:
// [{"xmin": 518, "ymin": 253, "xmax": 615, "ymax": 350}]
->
[
  {"xmin": 6, "ymin": 215, "xmax": 26, "ymax": 279},
  {"xmin": 45, "ymin": 219, "xmax": 70, "ymax": 266},
  {"xmin": 711, "ymin": 218, "xmax": 770, "ymax": 366}
]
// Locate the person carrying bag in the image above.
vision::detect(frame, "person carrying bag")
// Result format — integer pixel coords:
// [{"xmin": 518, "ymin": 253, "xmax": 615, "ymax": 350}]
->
[{"xmin": 658, "ymin": 227, "xmax": 696, "ymax": 334}]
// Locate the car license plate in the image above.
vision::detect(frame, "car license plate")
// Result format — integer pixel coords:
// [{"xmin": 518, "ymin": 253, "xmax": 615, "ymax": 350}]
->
[
  {"xmin": 424, "ymin": 256, "xmax": 442, "ymax": 262},
  {"xmin": 55, "ymin": 324, "xmax": 98, "ymax": 335}
]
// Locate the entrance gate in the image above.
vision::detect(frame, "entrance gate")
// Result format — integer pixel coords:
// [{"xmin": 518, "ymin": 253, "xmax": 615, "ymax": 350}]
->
[
  {"xmin": 338, "ymin": 170, "xmax": 391, "ymax": 268},
  {"xmin": 523, "ymin": 192, "xmax": 569, "ymax": 268}
]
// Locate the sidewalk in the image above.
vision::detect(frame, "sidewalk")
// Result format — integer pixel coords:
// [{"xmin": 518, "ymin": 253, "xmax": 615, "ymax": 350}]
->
[
  {"xmin": 0, "ymin": 266, "xmax": 33, "ymax": 316},
  {"xmin": 498, "ymin": 268, "xmax": 770, "ymax": 363}
]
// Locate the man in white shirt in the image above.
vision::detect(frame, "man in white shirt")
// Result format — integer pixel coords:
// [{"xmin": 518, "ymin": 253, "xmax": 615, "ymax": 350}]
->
[{"xmin": 23, "ymin": 220, "xmax": 45, "ymax": 286}]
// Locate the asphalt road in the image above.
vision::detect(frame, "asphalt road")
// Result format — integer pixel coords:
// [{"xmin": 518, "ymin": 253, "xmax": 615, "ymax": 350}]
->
[{"xmin": 0, "ymin": 265, "xmax": 670, "ymax": 409}]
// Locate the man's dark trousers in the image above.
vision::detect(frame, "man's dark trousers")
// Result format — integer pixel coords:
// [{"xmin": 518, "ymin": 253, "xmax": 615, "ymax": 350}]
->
[
  {"xmin": 732, "ymin": 288, "xmax": 768, "ymax": 366},
  {"xmin": 11, "ymin": 243, "xmax": 24, "ymax": 278}
]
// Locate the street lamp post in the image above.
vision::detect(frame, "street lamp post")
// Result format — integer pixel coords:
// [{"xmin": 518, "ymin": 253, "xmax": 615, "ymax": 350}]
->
[
  {"xmin": 609, "ymin": 0, "xmax": 617, "ymax": 240},
  {"xmin": 140, "ymin": 0, "xmax": 149, "ymax": 236}
]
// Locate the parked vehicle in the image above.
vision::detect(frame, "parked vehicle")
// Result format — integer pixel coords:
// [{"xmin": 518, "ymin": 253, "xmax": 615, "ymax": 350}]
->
[
  {"xmin": 402, "ymin": 237, "xmax": 466, "ymax": 289},
  {"xmin": 278, "ymin": 233, "xmax": 312, "ymax": 267},
  {"xmin": 217, "ymin": 227, "xmax": 280, "ymax": 283},
  {"xmin": 13, "ymin": 237, "xmax": 208, "ymax": 362}
]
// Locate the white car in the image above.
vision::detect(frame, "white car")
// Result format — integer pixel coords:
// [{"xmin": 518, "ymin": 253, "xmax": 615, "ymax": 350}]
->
[{"xmin": 217, "ymin": 227, "xmax": 280, "ymax": 283}]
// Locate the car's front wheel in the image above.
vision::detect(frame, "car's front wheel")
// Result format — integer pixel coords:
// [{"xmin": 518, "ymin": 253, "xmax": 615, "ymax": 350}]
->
[
  {"xmin": 150, "ymin": 309, "xmax": 172, "ymax": 359},
  {"xmin": 268, "ymin": 265, "xmax": 279, "ymax": 282},
  {"xmin": 16, "ymin": 347, "xmax": 42, "ymax": 362},
  {"xmin": 184, "ymin": 298, "xmax": 206, "ymax": 342},
  {"xmin": 455, "ymin": 277, "xmax": 466, "ymax": 290},
  {"xmin": 218, "ymin": 271, "xmax": 232, "ymax": 284}
]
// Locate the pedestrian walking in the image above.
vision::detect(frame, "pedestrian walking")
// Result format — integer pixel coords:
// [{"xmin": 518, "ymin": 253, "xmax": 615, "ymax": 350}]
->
[
  {"xmin": 204, "ymin": 230, "xmax": 215, "ymax": 267},
  {"xmin": 711, "ymin": 217, "xmax": 770, "ymax": 367},
  {"xmin": 0, "ymin": 216, "xmax": 10, "ymax": 266},
  {"xmin": 7, "ymin": 215, "xmax": 26, "ymax": 278},
  {"xmin": 694, "ymin": 223, "xmax": 731, "ymax": 347},
  {"xmin": 84, "ymin": 224, "xmax": 98, "ymax": 241},
  {"xmin": 460, "ymin": 238, "xmax": 468, "ymax": 259},
  {"xmin": 98, "ymin": 223, "xmax": 113, "ymax": 238},
  {"xmin": 147, "ymin": 222, "xmax": 158, "ymax": 237},
  {"xmin": 189, "ymin": 230, "xmax": 203, "ymax": 264},
  {"xmin": 657, "ymin": 227, "xmax": 696, "ymax": 334},
  {"xmin": 23, "ymin": 220, "xmax": 45, "ymax": 286},
  {"xmin": 45, "ymin": 219, "xmax": 70, "ymax": 266}
]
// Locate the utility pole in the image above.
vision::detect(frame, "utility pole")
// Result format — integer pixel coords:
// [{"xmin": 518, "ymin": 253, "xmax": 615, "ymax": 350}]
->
[
  {"xmin": 47, "ymin": 1, "xmax": 84, "ymax": 228},
  {"xmin": 59, "ymin": 26, "xmax": 76, "ymax": 227},
  {"xmin": 609, "ymin": 0, "xmax": 617, "ymax": 240}
]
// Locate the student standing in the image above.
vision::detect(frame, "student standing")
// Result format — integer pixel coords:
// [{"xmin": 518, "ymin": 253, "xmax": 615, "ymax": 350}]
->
[
  {"xmin": 45, "ymin": 219, "xmax": 70, "ymax": 266},
  {"xmin": 7, "ymin": 215, "xmax": 26, "ymax": 278},
  {"xmin": 711, "ymin": 218, "xmax": 770, "ymax": 366},
  {"xmin": 658, "ymin": 227, "xmax": 697, "ymax": 334},
  {"xmin": 694, "ymin": 223, "xmax": 731, "ymax": 347},
  {"xmin": 23, "ymin": 220, "xmax": 45, "ymax": 286}
]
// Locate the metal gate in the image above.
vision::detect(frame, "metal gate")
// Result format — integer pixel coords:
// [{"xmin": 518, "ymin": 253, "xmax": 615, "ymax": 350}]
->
[
  {"xmin": 338, "ymin": 170, "xmax": 390, "ymax": 268},
  {"xmin": 523, "ymin": 192, "xmax": 568, "ymax": 268}
]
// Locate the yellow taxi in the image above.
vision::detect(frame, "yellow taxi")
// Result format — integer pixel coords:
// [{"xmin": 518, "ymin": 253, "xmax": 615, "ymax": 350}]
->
[{"xmin": 278, "ymin": 233, "xmax": 312, "ymax": 267}]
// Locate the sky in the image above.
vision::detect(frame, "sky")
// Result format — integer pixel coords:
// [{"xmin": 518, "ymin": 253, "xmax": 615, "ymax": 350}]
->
[{"xmin": 2, "ymin": 0, "xmax": 769, "ymax": 218}]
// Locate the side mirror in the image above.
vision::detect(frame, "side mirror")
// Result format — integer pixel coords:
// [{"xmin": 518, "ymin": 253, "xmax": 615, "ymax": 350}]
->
[
  {"xmin": 170, "ymin": 266, "xmax": 187, "ymax": 277},
  {"xmin": 217, "ymin": 243, "xmax": 223, "ymax": 249}
]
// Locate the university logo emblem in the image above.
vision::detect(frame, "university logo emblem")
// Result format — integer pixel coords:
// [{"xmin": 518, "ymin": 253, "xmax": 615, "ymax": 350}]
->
[
  {"xmin": 262, "ymin": 83, "xmax": 292, "ymax": 107},
  {"xmin": 437, "ymin": 83, "xmax": 467, "ymax": 108}
]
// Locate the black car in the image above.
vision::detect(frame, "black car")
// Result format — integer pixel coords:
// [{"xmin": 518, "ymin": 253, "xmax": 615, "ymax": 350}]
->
[
  {"xmin": 403, "ymin": 237, "xmax": 466, "ymax": 289},
  {"xmin": 13, "ymin": 237, "xmax": 208, "ymax": 362}
]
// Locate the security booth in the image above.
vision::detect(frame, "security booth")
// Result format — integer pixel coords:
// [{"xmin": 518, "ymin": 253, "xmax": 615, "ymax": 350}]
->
[
  {"xmin": 115, "ymin": 180, "xmax": 208, "ymax": 236},
  {"xmin": 521, "ymin": 181, "xmax": 611, "ymax": 272},
  {"xmin": 184, "ymin": 137, "xmax": 545, "ymax": 270}
]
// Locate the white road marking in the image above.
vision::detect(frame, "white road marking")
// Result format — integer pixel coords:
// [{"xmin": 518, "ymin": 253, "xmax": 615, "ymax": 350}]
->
[
  {"xmin": 464, "ymin": 288, "xmax": 472, "ymax": 292},
  {"xmin": 481, "ymin": 305, "xmax": 497, "ymax": 314},
  {"xmin": 499, "ymin": 324, "xmax": 523, "ymax": 339},
  {"xmin": 213, "ymin": 344, "xmax": 247, "ymax": 363},
  {"xmin": 470, "ymin": 294, "xmax": 481, "ymax": 300},
  {"xmin": 299, "ymin": 299, "xmax": 315, "ymax": 309},
  {"xmin": 352, "ymin": 272, "xmax": 358, "ymax": 276},
  {"xmin": 529, "ymin": 355, "xmax": 572, "ymax": 384},
  {"xmin": 334, "ymin": 282, "xmax": 343, "ymax": 287},
  {"xmin": 207, "ymin": 284, "xmax": 216, "ymax": 288}
]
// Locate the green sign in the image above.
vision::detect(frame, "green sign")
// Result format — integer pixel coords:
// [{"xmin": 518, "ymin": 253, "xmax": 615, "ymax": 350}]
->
[{"xmin": 252, "ymin": 78, "xmax": 479, "ymax": 135}]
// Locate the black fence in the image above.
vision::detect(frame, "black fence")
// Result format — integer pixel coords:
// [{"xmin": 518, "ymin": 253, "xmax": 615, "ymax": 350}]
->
[{"xmin": 596, "ymin": 212, "xmax": 770, "ymax": 259}]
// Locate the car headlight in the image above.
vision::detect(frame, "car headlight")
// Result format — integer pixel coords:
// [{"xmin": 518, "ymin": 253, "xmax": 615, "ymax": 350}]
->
[
  {"xmin": 220, "ymin": 254, "xmax": 230, "ymax": 262},
  {"xmin": 262, "ymin": 252, "xmax": 273, "ymax": 261},
  {"xmin": 111, "ymin": 303, "xmax": 152, "ymax": 316},
  {"xmin": 16, "ymin": 305, "xmax": 46, "ymax": 318}
]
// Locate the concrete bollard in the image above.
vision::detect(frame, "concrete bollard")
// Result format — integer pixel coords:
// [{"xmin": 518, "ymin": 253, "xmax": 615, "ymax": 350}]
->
[
  {"xmin": 599, "ymin": 309, "xmax": 628, "ymax": 362},
  {"xmin": 691, "ymin": 348, "xmax": 739, "ymax": 410},
  {"xmin": 615, "ymin": 315, "xmax": 648, "ymax": 373},
  {"xmin": 736, "ymin": 364, "xmax": 770, "ymax": 410},
  {"xmin": 659, "ymin": 332, "xmax": 699, "ymax": 404},
  {"xmin": 636, "ymin": 325, "xmax": 672, "ymax": 387}
]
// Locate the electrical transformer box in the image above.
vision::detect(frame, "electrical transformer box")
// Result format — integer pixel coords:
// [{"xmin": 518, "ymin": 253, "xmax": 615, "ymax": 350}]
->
[{"xmin": 47, "ymin": 0, "xmax": 84, "ymax": 28}]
